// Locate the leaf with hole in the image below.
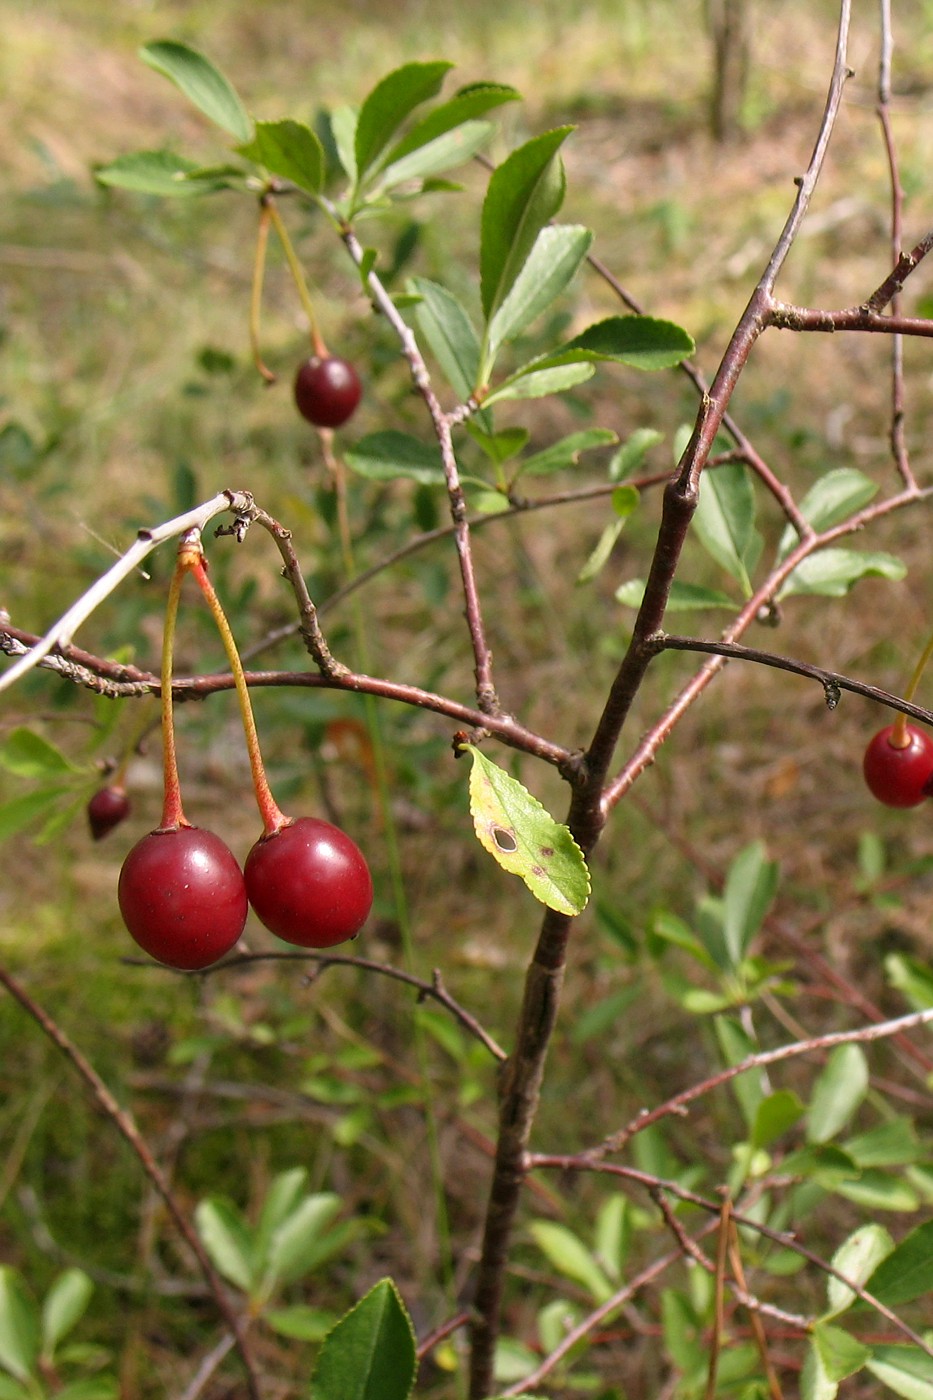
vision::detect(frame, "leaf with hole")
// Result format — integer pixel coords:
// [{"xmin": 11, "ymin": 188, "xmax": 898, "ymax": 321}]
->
[
  {"xmin": 140, "ymin": 41, "xmax": 251, "ymax": 142},
  {"xmin": 463, "ymin": 745, "xmax": 589, "ymax": 915}
]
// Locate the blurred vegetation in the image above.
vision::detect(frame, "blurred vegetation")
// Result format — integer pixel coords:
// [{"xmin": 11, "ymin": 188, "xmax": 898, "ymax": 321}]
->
[{"xmin": 4, "ymin": 1, "xmax": 933, "ymax": 1396}]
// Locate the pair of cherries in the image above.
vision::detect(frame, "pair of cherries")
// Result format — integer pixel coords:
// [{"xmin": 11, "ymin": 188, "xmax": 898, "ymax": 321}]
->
[
  {"xmin": 863, "ymin": 722, "xmax": 933, "ymax": 808},
  {"xmin": 118, "ymin": 818, "xmax": 373, "ymax": 971}
]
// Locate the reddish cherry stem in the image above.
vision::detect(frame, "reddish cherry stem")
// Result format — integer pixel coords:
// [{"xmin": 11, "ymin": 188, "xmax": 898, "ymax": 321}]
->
[{"xmin": 159, "ymin": 546, "xmax": 190, "ymax": 829}]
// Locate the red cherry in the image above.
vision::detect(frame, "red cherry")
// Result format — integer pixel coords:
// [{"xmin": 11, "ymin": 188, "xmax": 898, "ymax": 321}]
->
[
  {"xmin": 244, "ymin": 817, "xmax": 373, "ymax": 948},
  {"xmin": 118, "ymin": 826, "xmax": 248, "ymax": 969},
  {"xmin": 863, "ymin": 723, "xmax": 933, "ymax": 807},
  {"xmin": 88, "ymin": 785, "xmax": 131, "ymax": 840},
  {"xmin": 293, "ymin": 355, "xmax": 362, "ymax": 428}
]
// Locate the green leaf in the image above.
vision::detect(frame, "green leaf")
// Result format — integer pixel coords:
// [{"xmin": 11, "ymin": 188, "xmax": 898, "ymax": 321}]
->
[
  {"xmin": 377, "ymin": 122, "xmax": 495, "ymax": 192},
  {"xmin": 886, "ymin": 953, "xmax": 933, "ymax": 1010},
  {"xmin": 486, "ymin": 225, "xmax": 593, "ymax": 364},
  {"xmin": 383, "ymin": 83, "xmax": 520, "ymax": 166},
  {"xmin": 520, "ymin": 429, "xmax": 618, "ymax": 477},
  {"xmin": 812, "ymin": 1322, "xmax": 872, "ymax": 1383},
  {"xmin": 867, "ymin": 1346, "xmax": 933, "ymax": 1399},
  {"xmin": 40, "ymin": 1270, "xmax": 93, "ymax": 1360},
  {"xmin": 807, "ymin": 1045, "xmax": 869, "ymax": 1144},
  {"xmin": 0, "ymin": 1269, "xmax": 38, "ymax": 1384},
  {"xmin": 594, "ymin": 1196, "xmax": 630, "ymax": 1281},
  {"xmin": 0, "ymin": 728, "xmax": 77, "ymax": 778},
  {"xmin": 610, "ymin": 427, "xmax": 664, "ymax": 479},
  {"xmin": 836, "ymin": 1170, "xmax": 919, "ymax": 1213},
  {"xmin": 555, "ymin": 314, "xmax": 694, "ymax": 370},
  {"xmin": 345, "ymin": 432, "xmax": 446, "ymax": 485},
  {"xmin": 722, "ymin": 841, "xmax": 779, "ymax": 968},
  {"xmin": 751, "ymin": 1089, "xmax": 805, "ymax": 1149},
  {"xmin": 0, "ymin": 787, "xmax": 71, "ymax": 842},
  {"xmin": 265, "ymin": 1305, "xmax": 338, "ymax": 1341},
  {"xmin": 410, "ymin": 278, "xmax": 481, "ymax": 402},
  {"xmin": 470, "ymin": 489, "xmax": 512, "ymax": 515},
  {"xmin": 529, "ymin": 1221, "xmax": 613, "ymax": 1303},
  {"xmin": 777, "ymin": 468, "xmax": 879, "ymax": 561},
  {"xmin": 463, "ymin": 745, "xmax": 590, "ymax": 915},
  {"xmin": 262, "ymin": 1193, "xmax": 344, "ymax": 1291},
  {"xmin": 194, "ymin": 1199, "xmax": 255, "ymax": 1293},
  {"xmin": 779, "ymin": 548, "xmax": 906, "ymax": 599},
  {"xmin": 826, "ymin": 1224, "xmax": 895, "ymax": 1316},
  {"xmin": 309, "ymin": 1278, "xmax": 416, "ymax": 1400},
  {"xmin": 801, "ymin": 1339, "xmax": 839, "ymax": 1400},
  {"xmin": 577, "ymin": 489, "xmax": 640, "ymax": 584},
  {"xmin": 614, "ymin": 578, "xmax": 736, "ymax": 611},
  {"xmin": 95, "ymin": 150, "xmax": 231, "ymax": 197},
  {"xmin": 237, "ymin": 119, "xmax": 324, "ymax": 195},
  {"xmin": 253, "ymin": 1169, "xmax": 309, "ymax": 1274},
  {"xmin": 330, "ymin": 105, "xmax": 358, "ymax": 183},
  {"xmin": 864, "ymin": 1220, "xmax": 933, "ymax": 1308},
  {"xmin": 713, "ymin": 1016, "xmax": 762, "ymax": 1125},
  {"xmin": 354, "ymin": 62, "xmax": 453, "ymax": 181},
  {"xmin": 50, "ymin": 1381, "xmax": 119, "ymax": 1400},
  {"xmin": 693, "ymin": 462, "xmax": 758, "ymax": 595},
  {"xmin": 844, "ymin": 1118, "xmax": 920, "ymax": 1169},
  {"xmin": 480, "ymin": 127, "xmax": 573, "ymax": 321},
  {"xmin": 466, "ymin": 424, "xmax": 529, "ymax": 465},
  {"xmin": 483, "ymin": 361, "xmax": 594, "ymax": 403},
  {"xmin": 140, "ymin": 41, "xmax": 251, "ymax": 142},
  {"xmin": 0, "ymin": 1379, "xmax": 29, "ymax": 1400}
]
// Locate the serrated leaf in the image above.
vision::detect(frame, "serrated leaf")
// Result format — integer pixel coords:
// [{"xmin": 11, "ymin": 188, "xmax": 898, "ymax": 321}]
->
[
  {"xmin": 383, "ymin": 84, "xmax": 520, "ymax": 166},
  {"xmin": 140, "ymin": 41, "xmax": 251, "ymax": 142},
  {"xmin": 615, "ymin": 577, "xmax": 736, "ymax": 611},
  {"xmin": 194, "ymin": 1199, "xmax": 255, "ymax": 1293},
  {"xmin": 480, "ymin": 127, "xmax": 572, "ymax": 321},
  {"xmin": 410, "ymin": 278, "xmax": 481, "ymax": 402},
  {"xmin": 807, "ymin": 1045, "xmax": 868, "ymax": 1144},
  {"xmin": 826, "ymin": 1224, "xmax": 895, "ymax": 1316},
  {"xmin": 693, "ymin": 462, "xmax": 758, "ymax": 595},
  {"xmin": 779, "ymin": 548, "xmax": 906, "ymax": 599},
  {"xmin": 520, "ymin": 429, "xmax": 618, "ymax": 477},
  {"xmin": 238, "ymin": 119, "xmax": 323, "ymax": 195},
  {"xmin": 812, "ymin": 1322, "xmax": 872, "ymax": 1382},
  {"xmin": 355, "ymin": 62, "xmax": 453, "ymax": 181},
  {"xmin": 864, "ymin": 1220, "xmax": 933, "ymax": 1308},
  {"xmin": 777, "ymin": 468, "xmax": 879, "ymax": 561},
  {"xmin": 463, "ymin": 745, "xmax": 589, "ymax": 915},
  {"xmin": 529, "ymin": 1221, "xmax": 613, "ymax": 1303},
  {"xmin": 95, "ymin": 150, "xmax": 230, "ymax": 197},
  {"xmin": 0, "ymin": 728, "xmax": 77, "ymax": 778},
  {"xmin": 867, "ymin": 1346, "xmax": 933, "ymax": 1399},
  {"xmin": 40, "ymin": 1271, "xmax": 93, "ymax": 1360},
  {"xmin": 485, "ymin": 225, "xmax": 593, "ymax": 366},
  {"xmin": 0, "ymin": 1269, "xmax": 38, "ymax": 1383},
  {"xmin": 556, "ymin": 314, "xmax": 694, "ymax": 369},
  {"xmin": 310, "ymin": 1278, "xmax": 416, "ymax": 1400},
  {"xmin": 377, "ymin": 121, "xmax": 495, "ymax": 193},
  {"xmin": 345, "ymin": 431, "xmax": 446, "ymax": 485},
  {"xmin": 722, "ymin": 840, "xmax": 779, "ymax": 967},
  {"xmin": 483, "ymin": 361, "xmax": 594, "ymax": 403}
]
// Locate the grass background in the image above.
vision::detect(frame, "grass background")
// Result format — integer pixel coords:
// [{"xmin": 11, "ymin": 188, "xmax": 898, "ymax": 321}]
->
[{"xmin": 3, "ymin": 1, "xmax": 933, "ymax": 1395}]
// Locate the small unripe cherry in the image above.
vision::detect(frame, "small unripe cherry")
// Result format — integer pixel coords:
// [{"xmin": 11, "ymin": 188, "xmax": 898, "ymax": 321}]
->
[
  {"xmin": 293, "ymin": 355, "xmax": 362, "ymax": 428},
  {"xmin": 244, "ymin": 817, "xmax": 373, "ymax": 948},
  {"xmin": 863, "ymin": 723, "xmax": 933, "ymax": 807},
  {"xmin": 118, "ymin": 826, "xmax": 248, "ymax": 969},
  {"xmin": 87, "ymin": 785, "xmax": 131, "ymax": 840}
]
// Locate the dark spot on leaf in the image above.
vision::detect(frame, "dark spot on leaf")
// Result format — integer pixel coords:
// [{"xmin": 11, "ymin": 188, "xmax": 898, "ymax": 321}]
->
[
  {"xmin": 531, "ymin": 865, "xmax": 545, "ymax": 877},
  {"xmin": 492, "ymin": 826, "xmax": 517, "ymax": 853},
  {"xmin": 539, "ymin": 846, "xmax": 554, "ymax": 858}
]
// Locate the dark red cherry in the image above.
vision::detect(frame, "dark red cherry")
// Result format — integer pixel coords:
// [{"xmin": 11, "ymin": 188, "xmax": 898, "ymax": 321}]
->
[
  {"xmin": 118, "ymin": 826, "xmax": 248, "ymax": 969},
  {"xmin": 863, "ymin": 723, "xmax": 933, "ymax": 807},
  {"xmin": 244, "ymin": 817, "xmax": 373, "ymax": 948},
  {"xmin": 293, "ymin": 355, "xmax": 362, "ymax": 428},
  {"xmin": 88, "ymin": 785, "xmax": 131, "ymax": 840}
]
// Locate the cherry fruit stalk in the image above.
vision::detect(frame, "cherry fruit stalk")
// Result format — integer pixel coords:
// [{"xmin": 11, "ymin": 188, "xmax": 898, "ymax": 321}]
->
[{"xmin": 863, "ymin": 723, "xmax": 933, "ymax": 807}]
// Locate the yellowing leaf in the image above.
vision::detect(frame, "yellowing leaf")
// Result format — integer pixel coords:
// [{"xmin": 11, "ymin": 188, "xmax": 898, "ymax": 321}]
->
[{"xmin": 463, "ymin": 745, "xmax": 589, "ymax": 915}]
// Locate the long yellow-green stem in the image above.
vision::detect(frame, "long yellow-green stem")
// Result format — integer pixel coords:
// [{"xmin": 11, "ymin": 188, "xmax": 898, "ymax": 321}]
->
[
  {"xmin": 266, "ymin": 196, "xmax": 327, "ymax": 358},
  {"xmin": 324, "ymin": 439, "xmax": 459, "ymax": 1375},
  {"xmin": 187, "ymin": 551, "xmax": 288, "ymax": 837},
  {"xmin": 159, "ymin": 552, "xmax": 190, "ymax": 830},
  {"xmin": 893, "ymin": 625, "xmax": 933, "ymax": 745},
  {"xmin": 250, "ymin": 200, "xmax": 277, "ymax": 384}
]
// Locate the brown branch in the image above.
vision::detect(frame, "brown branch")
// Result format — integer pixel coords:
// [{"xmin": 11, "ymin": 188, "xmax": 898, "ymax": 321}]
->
[{"xmin": 0, "ymin": 963, "xmax": 262, "ymax": 1399}]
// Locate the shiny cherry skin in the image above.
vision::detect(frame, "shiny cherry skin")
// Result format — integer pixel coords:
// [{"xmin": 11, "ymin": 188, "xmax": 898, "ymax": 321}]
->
[
  {"xmin": 863, "ymin": 723, "xmax": 933, "ymax": 807},
  {"xmin": 118, "ymin": 826, "xmax": 248, "ymax": 969},
  {"xmin": 244, "ymin": 817, "xmax": 373, "ymax": 948},
  {"xmin": 293, "ymin": 355, "xmax": 362, "ymax": 428},
  {"xmin": 88, "ymin": 785, "xmax": 131, "ymax": 840}
]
